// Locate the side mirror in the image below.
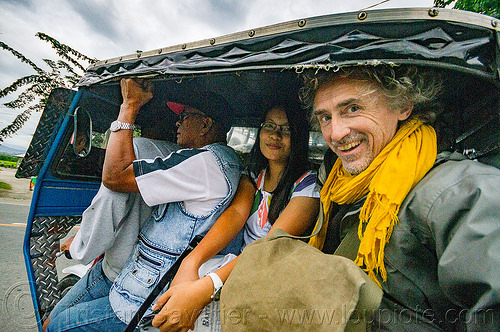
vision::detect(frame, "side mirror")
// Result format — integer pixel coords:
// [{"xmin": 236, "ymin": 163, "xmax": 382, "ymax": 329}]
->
[{"xmin": 72, "ymin": 107, "xmax": 93, "ymax": 157}]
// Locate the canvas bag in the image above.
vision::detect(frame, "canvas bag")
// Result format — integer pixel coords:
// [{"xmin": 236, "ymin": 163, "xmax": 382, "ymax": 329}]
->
[{"xmin": 220, "ymin": 226, "xmax": 383, "ymax": 331}]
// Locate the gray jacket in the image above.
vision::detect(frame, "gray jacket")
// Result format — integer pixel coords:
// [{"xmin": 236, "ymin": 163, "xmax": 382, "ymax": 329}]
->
[
  {"xmin": 321, "ymin": 152, "xmax": 500, "ymax": 331},
  {"xmin": 69, "ymin": 138, "xmax": 179, "ymax": 280}
]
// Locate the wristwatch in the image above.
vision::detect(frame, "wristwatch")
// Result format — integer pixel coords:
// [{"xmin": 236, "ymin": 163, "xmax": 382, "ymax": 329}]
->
[
  {"xmin": 207, "ymin": 273, "xmax": 223, "ymax": 301},
  {"xmin": 109, "ymin": 120, "xmax": 139, "ymax": 132}
]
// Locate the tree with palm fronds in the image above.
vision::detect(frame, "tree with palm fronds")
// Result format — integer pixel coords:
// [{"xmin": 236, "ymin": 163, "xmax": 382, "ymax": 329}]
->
[{"xmin": 0, "ymin": 32, "xmax": 98, "ymax": 144}]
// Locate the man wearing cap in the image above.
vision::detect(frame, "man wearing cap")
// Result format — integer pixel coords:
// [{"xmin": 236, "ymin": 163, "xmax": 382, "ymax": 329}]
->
[{"xmin": 46, "ymin": 78, "xmax": 244, "ymax": 331}]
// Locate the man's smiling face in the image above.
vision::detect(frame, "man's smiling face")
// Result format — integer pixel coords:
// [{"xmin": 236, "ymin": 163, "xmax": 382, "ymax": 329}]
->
[{"xmin": 313, "ymin": 77, "xmax": 411, "ymax": 174}]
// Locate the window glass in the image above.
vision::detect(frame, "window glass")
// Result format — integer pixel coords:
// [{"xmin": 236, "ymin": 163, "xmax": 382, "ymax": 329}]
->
[
  {"xmin": 52, "ymin": 118, "xmax": 106, "ymax": 181},
  {"xmin": 227, "ymin": 127, "xmax": 328, "ymax": 166}
]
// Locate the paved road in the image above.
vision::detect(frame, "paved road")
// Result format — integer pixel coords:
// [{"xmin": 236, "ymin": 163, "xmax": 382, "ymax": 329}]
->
[
  {"xmin": 0, "ymin": 168, "xmax": 75, "ymax": 331},
  {"xmin": 0, "ymin": 201, "xmax": 79, "ymax": 332},
  {"xmin": 0, "ymin": 201, "xmax": 39, "ymax": 332},
  {"xmin": 0, "ymin": 198, "xmax": 80, "ymax": 332}
]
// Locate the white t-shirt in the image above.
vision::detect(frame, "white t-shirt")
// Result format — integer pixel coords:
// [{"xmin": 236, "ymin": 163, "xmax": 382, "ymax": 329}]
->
[
  {"xmin": 242, "ymin": 169, "xmax": 320, "ymax": 248},
  {"xmin": 133, "ymin": 147, "xmax": 228, "ymax": 216}
]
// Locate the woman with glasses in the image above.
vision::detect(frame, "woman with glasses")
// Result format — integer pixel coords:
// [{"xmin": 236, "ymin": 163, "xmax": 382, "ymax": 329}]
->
[{"xmin": 150, "ymin": 102, "xmax": 320, "ymax": 331}]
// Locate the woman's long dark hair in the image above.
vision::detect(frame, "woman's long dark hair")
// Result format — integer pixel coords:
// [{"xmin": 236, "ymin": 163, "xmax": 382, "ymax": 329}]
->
[{"xmin": 248, "ymin": 99, "xmax": 310, "ymax": 224}]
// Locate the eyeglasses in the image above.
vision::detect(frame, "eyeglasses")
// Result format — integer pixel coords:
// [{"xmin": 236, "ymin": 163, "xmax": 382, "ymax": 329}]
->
[
  {"xmin": 260, "ymin": 121, "xmax": 291, "ymax": 135},
  {"xmin": 177, "ymin": 111, "xmax": 205, "ymax": 124}
]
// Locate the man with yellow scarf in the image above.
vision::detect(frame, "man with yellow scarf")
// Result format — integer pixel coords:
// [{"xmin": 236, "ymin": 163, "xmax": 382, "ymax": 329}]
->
[{"xmin": 301, "ymin": 65, "xmax": 500, "ymax": 331}]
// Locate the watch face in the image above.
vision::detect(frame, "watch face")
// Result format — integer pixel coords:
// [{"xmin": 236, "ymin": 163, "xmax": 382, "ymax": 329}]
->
[
  {"xmin": 110, "ymin": 120, "xmax": 137, "ymax": 131},
  {"xmin": 110, "ymin": 121, "xmax": 120, "ymax": 132}
]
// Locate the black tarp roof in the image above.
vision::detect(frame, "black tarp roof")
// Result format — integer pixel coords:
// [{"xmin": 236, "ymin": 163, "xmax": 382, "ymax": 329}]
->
[{"xmin": 76, "ymin": 8, "xmax": 500, "ymax": 87}]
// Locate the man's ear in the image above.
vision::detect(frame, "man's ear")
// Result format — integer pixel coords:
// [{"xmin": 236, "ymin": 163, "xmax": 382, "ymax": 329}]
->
[
  {"xmin": 398, "ymin": 106, "xmax": 413, "ymax": 121},
  {"xmin": 200, "ymin": 117, "xmax": 214, "ymax": 136}
]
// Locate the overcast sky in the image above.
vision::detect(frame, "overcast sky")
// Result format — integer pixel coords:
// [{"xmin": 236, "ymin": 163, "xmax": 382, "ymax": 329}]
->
[{"xmin": 0, "ymin": 0, "xmax": 435, "ymax": 151}]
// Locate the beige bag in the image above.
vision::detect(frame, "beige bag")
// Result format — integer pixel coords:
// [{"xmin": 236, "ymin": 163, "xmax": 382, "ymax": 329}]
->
[{"xmin": 220, "ymin": 227, "xmax": 382, "ymax": 332}]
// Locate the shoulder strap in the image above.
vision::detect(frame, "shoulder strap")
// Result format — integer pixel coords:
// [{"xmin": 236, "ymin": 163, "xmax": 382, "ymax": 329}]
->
[
  {"xmin": 124, "ymin": 236, "xmax": 203, "ymax": 332},
  {"xmin": 332, "ymin": 221, "xmax": 360, "ymax": 260}
]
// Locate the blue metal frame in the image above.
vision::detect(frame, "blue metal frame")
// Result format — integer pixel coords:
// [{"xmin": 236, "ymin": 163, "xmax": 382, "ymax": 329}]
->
[{"xmin": 22, "ymin": 89, "xmax": 101, "ymax": 331}]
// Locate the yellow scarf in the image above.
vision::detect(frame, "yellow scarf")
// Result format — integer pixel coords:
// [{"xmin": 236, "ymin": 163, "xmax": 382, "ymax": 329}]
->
[{"xmin": 309, "ymin": 119, "xmax": 436, "ymax": 285}]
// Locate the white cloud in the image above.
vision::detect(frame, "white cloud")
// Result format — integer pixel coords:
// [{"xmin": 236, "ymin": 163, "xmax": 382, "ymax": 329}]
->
[{"xmin": 0, "ymin": 0, "xmax": 435, "ymax": 151}]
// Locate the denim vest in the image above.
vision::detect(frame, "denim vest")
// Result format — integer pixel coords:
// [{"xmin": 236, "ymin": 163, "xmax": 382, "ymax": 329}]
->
[{"xmin": 109, "ymin": 143, "xmax": 243, "ymax": 324}]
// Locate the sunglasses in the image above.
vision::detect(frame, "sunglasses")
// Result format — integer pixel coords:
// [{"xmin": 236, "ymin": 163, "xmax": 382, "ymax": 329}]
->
[{"xmin": 260, "ymin": 121, "xmax": 291, "ymax": 135}]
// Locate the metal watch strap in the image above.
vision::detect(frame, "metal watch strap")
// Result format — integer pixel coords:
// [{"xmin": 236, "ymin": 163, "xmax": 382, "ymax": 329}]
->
[
  {"xmin": 120, "ymin": 122, "xmax": 136, "ymax": 130},
  {"xmin": 110, "ymin": 120, "xmax": 138, "ymax": 132}
]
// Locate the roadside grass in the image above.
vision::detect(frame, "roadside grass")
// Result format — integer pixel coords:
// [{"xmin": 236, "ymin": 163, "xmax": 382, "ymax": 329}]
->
[
  {"xmin": 0, "ymin": 161, "xmax": 17, "ymax": 167},
  {"xmin": 0, "ymin": 182, "xmax": 12, "ymax": 190}
]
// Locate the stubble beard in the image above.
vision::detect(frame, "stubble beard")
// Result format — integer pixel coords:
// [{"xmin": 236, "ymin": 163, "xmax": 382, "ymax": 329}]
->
[{"xmin": 331, "ymin": 133, "xmax": 373, "ymax": 175}]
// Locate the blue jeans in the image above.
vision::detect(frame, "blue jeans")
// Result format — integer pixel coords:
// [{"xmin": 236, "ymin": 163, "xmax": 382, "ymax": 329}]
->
[{"xmin": 47, "ymin": 259, "xmax": 131, "ymax": 331}]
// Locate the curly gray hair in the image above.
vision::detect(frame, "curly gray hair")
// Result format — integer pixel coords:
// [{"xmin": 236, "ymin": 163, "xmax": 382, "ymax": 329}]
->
[{"xmin": 299, "ymin": 65, "xmax": 444, "ymax": 126}]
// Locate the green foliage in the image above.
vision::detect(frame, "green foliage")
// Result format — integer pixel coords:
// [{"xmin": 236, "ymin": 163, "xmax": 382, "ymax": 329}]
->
[
  {"xmin": 0, "ymin": 33, "xmax": 99, "ymax": 144},
  {"xmin": 0, "ymin": 154, "xmax": 20, "ymax": 162},
  {"xmin": 0, "ymin": 160, "xmax": 17, "ymax": 167},
  {"xmin": 0, "ymin": 182, "xmax": 13, "ymax": 190},
  {"xmin": 434, "ymin": 0, "xmax": 499, "ymax": 18}
]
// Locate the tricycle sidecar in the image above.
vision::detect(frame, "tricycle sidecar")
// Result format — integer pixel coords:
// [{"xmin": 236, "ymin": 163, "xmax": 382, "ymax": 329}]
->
[{"xmin": 17, "ymin": 7, "xmax": 499, "ymax": 330}]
